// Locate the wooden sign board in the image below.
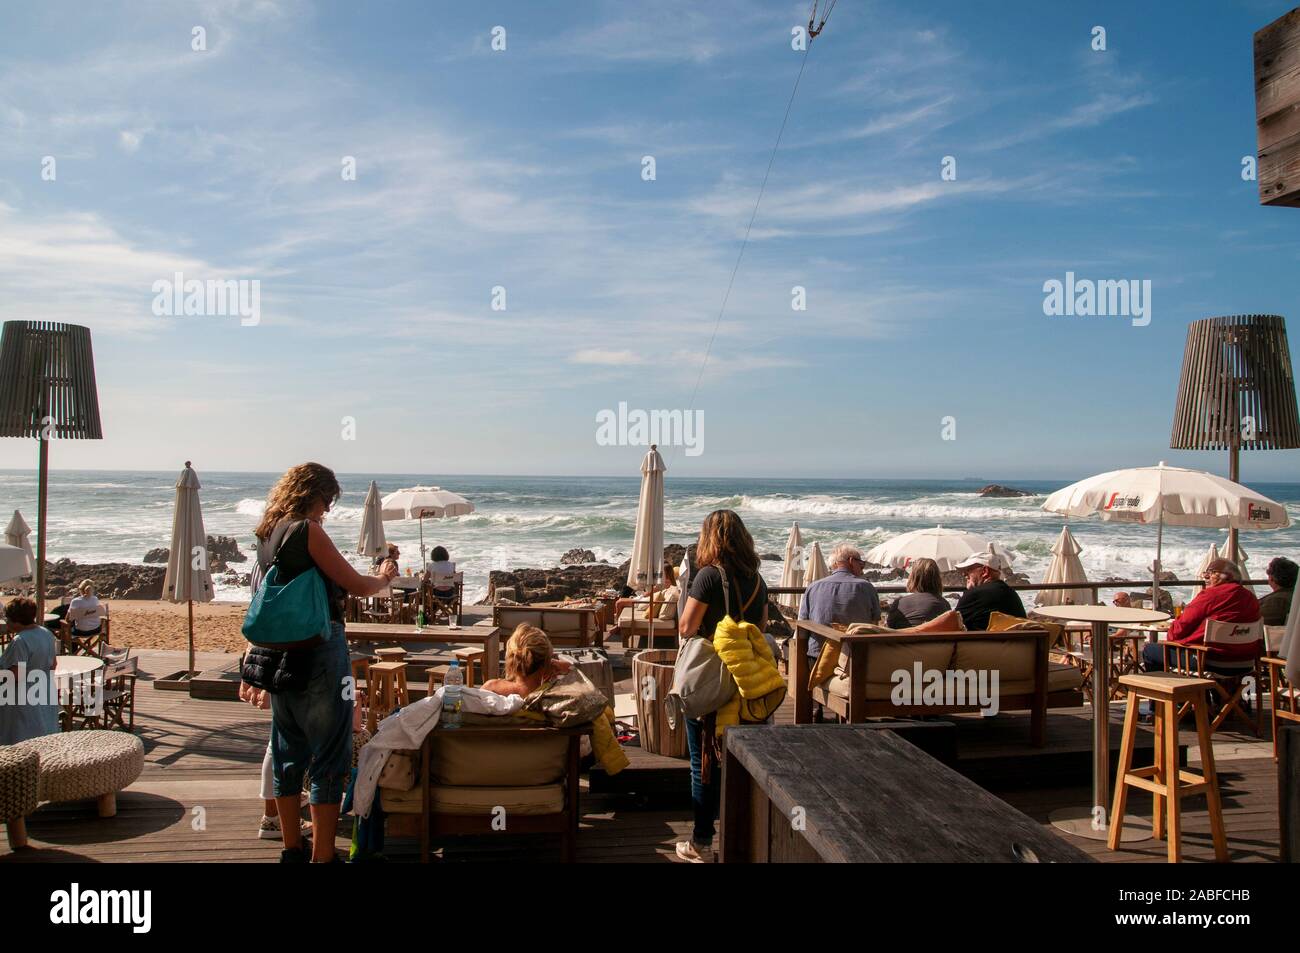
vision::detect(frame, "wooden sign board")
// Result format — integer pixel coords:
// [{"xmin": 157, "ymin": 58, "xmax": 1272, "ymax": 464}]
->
[{"xmin": 1257, "ymin": 7, "xmax": 1300, "ymax": 206}]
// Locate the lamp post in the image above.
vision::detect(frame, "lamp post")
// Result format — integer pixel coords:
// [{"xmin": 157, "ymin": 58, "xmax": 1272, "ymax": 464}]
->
[
  {"xmin": 0, "ymin": 322, "xmax": 103, "ymax": 617},
  {"xmin": 1170, "ymin": 315, "xmax": 1300, "ymax": 565}
]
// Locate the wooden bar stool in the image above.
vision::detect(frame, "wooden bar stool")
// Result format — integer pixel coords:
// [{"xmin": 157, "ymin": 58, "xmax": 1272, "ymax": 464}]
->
[
  {"xmin": 349, "ymin": 655, "xmax": 372, "ymax": 733},
  {"xmin": 373, "ymin": 647, "xmax": 408, "ymax": 663},
  {"xmin": 453, "ymin": 647, "xmax": 484, "ymax": 687},
  {"xmin": 368, "ymin": 661, "xmax": 409, "ymax": 729},
  {"xmin": 426, "ymin": 665, "xmax": 451, "ymax": 695},
  {"xmin": 1108, "ymin": 671, "xmax": 1228, "ymax": 863}
]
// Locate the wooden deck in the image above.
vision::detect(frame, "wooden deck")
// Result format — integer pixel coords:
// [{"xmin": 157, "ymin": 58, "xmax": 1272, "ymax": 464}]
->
[{"xmin": 0, "ymin": 647, "xmax": 1283, "ymax": 863}]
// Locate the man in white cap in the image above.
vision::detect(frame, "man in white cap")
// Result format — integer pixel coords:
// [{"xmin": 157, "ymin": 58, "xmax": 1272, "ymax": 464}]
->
[{"xmin": 954, "ymin": 550, "xmax": 1025, "ymax": 630}]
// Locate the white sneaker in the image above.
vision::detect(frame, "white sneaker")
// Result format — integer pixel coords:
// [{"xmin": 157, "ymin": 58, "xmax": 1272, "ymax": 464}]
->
[
  {"xmin": 258, "ymin": 815, "xmax": 313, "ymax": 840},
  {"xmin": 674, "ymin": 840, "xmax": 714, "ymax": 863}
]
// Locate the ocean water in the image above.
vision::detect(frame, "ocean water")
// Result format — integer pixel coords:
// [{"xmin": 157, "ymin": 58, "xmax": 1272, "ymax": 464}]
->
[{"xmin": 1, "ymin": 470, "xmax": 1298, "ymax": 604}]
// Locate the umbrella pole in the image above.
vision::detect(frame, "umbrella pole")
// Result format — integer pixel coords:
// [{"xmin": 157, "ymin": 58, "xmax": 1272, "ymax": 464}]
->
[
  {"xmin": 1152, "ymin": 511, "xmax": 1164, "ymax": 613},
  {"xmin": 188, "ymin": 598, "xmax": 195, "ymax": 677},
  {"xmin": 35, "ymin": 434, "xmax": 48, "ymax": 618},
  {"xmin": 420, "ymin": 516, "xmax": 426, "ymax": 565}
]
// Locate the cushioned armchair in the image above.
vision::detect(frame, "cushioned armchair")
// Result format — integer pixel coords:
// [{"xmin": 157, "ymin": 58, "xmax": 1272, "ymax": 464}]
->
[
  {"xmin": 792, "ymin": 620, "xmax": 1083, "ymax": 746},
  {"xmin": 380, "ymin": 722, "xmax": 592, "ymax": 862}
]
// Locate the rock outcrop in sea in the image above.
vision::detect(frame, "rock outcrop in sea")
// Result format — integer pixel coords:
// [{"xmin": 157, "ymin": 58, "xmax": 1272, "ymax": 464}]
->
[
  {"xmin": 978, "ymin": 484, "xmax": 1033, "ymax": 498},
  {"xmin": 142, "ymin": 535, "xmax": 247, "ymax": 572}
]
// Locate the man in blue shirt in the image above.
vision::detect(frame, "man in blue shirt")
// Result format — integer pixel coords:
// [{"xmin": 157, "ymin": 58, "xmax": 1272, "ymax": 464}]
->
[{"xmin": 798, "ymin": 544, "xmax": 881, "ymax": 661}]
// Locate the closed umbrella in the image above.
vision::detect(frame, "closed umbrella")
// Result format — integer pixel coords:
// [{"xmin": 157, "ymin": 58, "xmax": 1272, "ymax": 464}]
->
[
  {"xmin": 804, "ymin": 542, "xmax": 829, "ymax": 586},
  {"xmin": 357, "ymin": 481, "xmax": 387, "ymax": 559},
  {"xmin": 0, "ymin": 543, "xmax": 29, "ymax": 586},
  {"xmin": 779, "ymin": 522, "xmax": 804, "ymax": 610},
  {"xmin": 381, "ymin": 486, "xmax": 474, "ymax": 563},
  {"xmin": 1036, "ymin": 526, "xmax": 1092, "ymax": 607},
  {"xmin": 4, "ymin": 510, "xmax": 33, "ymax": 574},
  {"xmin": 1042, "ymin": 461, "xmax": 1290, "ymax": 612},
  {"xmin": 162, "ymin": 462, "xmax": 214, "ymax": 681},
  {"xmin": 865, "ymin": 525, "xmax": 989, "ymax": 572},
  {"xmin": 627, "ymin": 446, "xmax": 667, "ymax": 593},
  {"xmin": 1195, "ymin": 543, "xmax": 1220, "ymax": 577}
]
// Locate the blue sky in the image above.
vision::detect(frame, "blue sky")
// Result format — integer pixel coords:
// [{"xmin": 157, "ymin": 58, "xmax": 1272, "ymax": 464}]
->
[{"xmin": 1, "ymin": 0, "xmax": 1298, "ymax": 482}]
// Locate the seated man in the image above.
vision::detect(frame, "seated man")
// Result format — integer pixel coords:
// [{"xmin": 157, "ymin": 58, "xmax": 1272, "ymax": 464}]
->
[
  {"xmin": 954, "ymin": 551, "xmax": 1025, "ymax": 630},
  {"xmin": 1142, "ymin": 558, "xmax": 1261, "ymax": 673},
  {"xmin": 798, "ymin": 544, "xmax": 880, "ymax": 663},
  {"xmin": 1260, "ymin": 556, "xmax": 1297, "ymax": 627}
]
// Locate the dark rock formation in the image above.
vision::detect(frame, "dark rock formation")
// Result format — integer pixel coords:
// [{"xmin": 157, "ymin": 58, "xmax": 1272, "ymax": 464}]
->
[
  {"xmin": 559, "ymin": 548, "xmax": 597, "ymax": 565},
  {"xmin": 142, "ymin": 534, "xmax": 247, "ymax": 573},
  {"xmin": 37, "ymin": 559, "xmax": 166, "ymax": 600},
  {"xmin": 979, "ymin": 484, "xmax": 1032, "ymax": 498},
  {"xmin": 760, "ymin": 553, "xmax": 782, "ymax": 561}
]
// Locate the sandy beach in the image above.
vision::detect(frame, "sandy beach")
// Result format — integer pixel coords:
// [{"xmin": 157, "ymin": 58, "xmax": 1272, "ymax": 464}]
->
[{"xmin": 3, "ymin": 598, "xmax": 250, "ymax": 655}]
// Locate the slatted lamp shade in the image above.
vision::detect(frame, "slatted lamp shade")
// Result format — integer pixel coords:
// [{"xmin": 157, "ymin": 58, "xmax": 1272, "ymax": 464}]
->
[
  {"xmin": 1170, "ymin": 314, "xmax": 1299, "ymax": 563},
  {"xmin": 0, "ymin": 321, "xmax": 103, "ymax": 614}
]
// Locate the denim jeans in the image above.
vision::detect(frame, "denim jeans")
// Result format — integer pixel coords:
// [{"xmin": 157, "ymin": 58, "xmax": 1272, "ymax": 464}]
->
[
  {"xmin": 270, "ymin": 622, "xmax": 353, "ymax": 805},
  {"xmin": 686, "ymin": 717, "xmax": 719, "ymax": 846}
]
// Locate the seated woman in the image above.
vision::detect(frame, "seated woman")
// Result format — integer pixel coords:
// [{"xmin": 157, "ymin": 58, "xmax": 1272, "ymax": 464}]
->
[
  {"xmin": 614, "ymin": 558, "xmax": 677, "ymax": 620},
  {"xmin": 886, "ymin": 558, "xmax": 949, "ymax": 628},
  {"xmin": 426, "ymin": 545, "xmax": 457, "ymax": 598},
  {"xmin": 481, "ymin": 624, "xmax": 572, "ymax": 698},
  {"xmin": 1, "ymin": 597, "xmax": 60, "ymax": 744},
  {"xmin": 67, "ymin": 579, "xmax": 105, "ymax": 637}
]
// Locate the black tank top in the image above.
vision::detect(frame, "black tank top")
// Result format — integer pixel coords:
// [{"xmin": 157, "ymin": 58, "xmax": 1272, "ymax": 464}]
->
[{"xmin": 256, "ymin": 519, "xmax": 345, "ymax": 623}]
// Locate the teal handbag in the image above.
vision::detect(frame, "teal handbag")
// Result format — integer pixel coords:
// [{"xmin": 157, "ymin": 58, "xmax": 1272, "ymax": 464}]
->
[{"xmin": 242, "ymin": 563, "xmax": 332, "ymax": 649}]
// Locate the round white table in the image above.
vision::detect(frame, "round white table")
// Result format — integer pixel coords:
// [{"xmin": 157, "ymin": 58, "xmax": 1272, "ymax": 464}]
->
[{"xmin": 1032, "ymin": 605, "xmax": 1169, "ymax": 841}]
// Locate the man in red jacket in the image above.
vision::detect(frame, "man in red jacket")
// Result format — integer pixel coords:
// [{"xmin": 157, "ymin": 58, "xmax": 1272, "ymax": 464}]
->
[{"xmin": 1142, "ymin": 558, "xmax": 1261, "ymax": 673}]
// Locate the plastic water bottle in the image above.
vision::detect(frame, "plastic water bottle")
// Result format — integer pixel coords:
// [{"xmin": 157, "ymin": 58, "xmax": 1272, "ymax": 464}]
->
[{"xmin": 443, "ymin": 661, "xmax": 463, "ymax": 728}]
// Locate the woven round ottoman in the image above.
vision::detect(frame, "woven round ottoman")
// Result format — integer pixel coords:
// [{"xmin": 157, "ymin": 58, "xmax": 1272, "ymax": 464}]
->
[
  {"xmin": 16, "ymin": 730, "xmax": 144, "ymax": 818},
  {"xmin": 1, "ymin": 746, "xmax": 40, "ymax": 849}
]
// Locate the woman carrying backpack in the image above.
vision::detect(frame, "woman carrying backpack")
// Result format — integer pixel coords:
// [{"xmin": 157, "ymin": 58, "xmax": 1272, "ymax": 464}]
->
[
  {"xmin": 245, "ymin": 463, "xmax": 396, "ymax": 862},
  {"xmin": 674, "ymin": 509, "xmax": 768, "ymax": 864}
]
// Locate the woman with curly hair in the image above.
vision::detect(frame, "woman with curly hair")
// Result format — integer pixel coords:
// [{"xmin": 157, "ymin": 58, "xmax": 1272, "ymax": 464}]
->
[{"xmin": 243, "ymin": 462, "xmax": 396, "ymax": 863}]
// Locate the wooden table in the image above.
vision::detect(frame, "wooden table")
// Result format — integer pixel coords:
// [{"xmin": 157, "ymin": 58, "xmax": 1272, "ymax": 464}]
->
[
  {"xmin": 719, "ymin": 724, "xmax": 1092, "ymax": 863},
  {"xmin": 345, "ymin": 623, "xmax": 501, "ymax": 679}
]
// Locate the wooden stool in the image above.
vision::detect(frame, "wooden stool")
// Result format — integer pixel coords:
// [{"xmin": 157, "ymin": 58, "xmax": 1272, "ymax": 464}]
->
[
  {"xmin": 453, "ymin": 647, "xmax": 484, "ymax": 687},
  {"xmin": 350, "ymin": 656, "xmax": 372, "ymax": 731},
  {"xmin": 374, "ymin": 647, "xmax": 408, "ymax": 663},
  {"xmin": 427, "ymin": 665, "xmax": 451, "ymax": 695},
  {"xmin": 368, "ymin": 661, "xmax": 409, "ymax": 731},
  {"xmin": 1108, "ymin": 672, "xmax": 1228, "ymax": 863}
]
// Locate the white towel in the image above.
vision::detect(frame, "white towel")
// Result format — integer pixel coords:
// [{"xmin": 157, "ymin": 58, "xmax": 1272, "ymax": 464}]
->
[{"xmin": 352, "ymin": 686, "xmax": 525, "ymax": 818}]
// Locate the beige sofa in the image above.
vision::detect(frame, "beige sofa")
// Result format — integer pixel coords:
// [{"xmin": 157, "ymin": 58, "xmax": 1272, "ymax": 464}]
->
[
  {"xmin": 381, "ymin": 722, "xmax": 590, "ymax": 862},
  {"xmin": 493, "ymin": 606, "xmax": 602, "ymax": 648},
  {"xmin": 792, "ymin": 620, "xmax": 1083, "ymax": 746}
]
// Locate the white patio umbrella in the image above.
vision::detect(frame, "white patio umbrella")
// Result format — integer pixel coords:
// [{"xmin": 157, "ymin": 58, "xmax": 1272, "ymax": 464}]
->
[
  {"xmin": 778, "ymin": 522, "xmax": 805, "ymax": 610},
  {"xmin": 0, "ymin": 543, "xmax": 30, "ymax": 586},
  {"xmin": 161, "ymin": 462, "xmax": 215, "ymax": 680},
  {"xmin": 1036, "ymin": 525, "xmax": 1092, "ymax": 607},
  {"xmin": 865, "ymin": 525, "xmax": 990, "ymax": 572},
  {"xmin": 627, "ymin": 445, "xmax": 667, "ymax": 591},
  {"xmin": 804, "ymin": 542, "xmax": 829, "ymax": 586},
  {"xmin": 4, "ymin": 510, "xmax": 34, "ymax": 573},
  {"xmin": 356, "ymin": 481, "xmax": 387, "ymax": 560},
  {"xmin": 381, "ymin": 486, "xmax": 474, "ymax": 563},
  {"xmin": 1042, "ymin": 461, "xmax": 1290, "ymax": 612}
]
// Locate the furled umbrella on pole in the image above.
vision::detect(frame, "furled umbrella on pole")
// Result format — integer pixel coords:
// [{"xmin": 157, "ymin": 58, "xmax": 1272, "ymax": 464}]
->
[
  {"xmin": 0, "ymin": 321, "xmax": 103, "ymax": 616},
  {"xmin": 0, "ymin": 544, "xmax": 30, "ymax": 587},
  {"xmin": 778, "ymin": 522, "xmax": 805, "ymax": 611},
  {"xmin": 357, "ymin": 481, "xmax": 387, "ymax": 560},
  {"xmin": 803, "ymin": 541, "xmax": 829, "ymax": 587},
  {"xmin": 627, "ymin": 445, "xmax": 667, "ymax": 633},
  {"xmin": 1036, "ymin": 525, "xmax": 1093, "ymax": 607},
  {"xmin": 161, "ymin": 462, "xmax": 214, "ymax": 684},
  {"xmin": 381, "ymin": 486, "xmax": 474, "ymax": 564},
  {"xmin": 1195, "ymin": 543, "xmax": 1221, "ymax": 577},
  {"xmin": 3, "ymin": 510, "xmax": 34, "ymax": 579},
  {"xmin": 1041, "ymin": 461, "xmax": 1290, "ymax": 611}
]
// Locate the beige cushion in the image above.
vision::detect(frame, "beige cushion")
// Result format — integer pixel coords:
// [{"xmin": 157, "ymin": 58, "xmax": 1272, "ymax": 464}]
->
[
  {"xmin": 953, "ymin": 638, "xmax": 1036, "ymax": 683},
  {"xmin": 822, "ymin": 650, "xmax": 1082, "ymax": 701},
  {"xmin": 430, "ymin": 734, "xmax": 568, "ymax": 786},
  {"xmin": 15, "ymin": 730, "xmax": 143, "ymax": 804},
  {"xmin": 382, "ymin": 783, "xmax": 564, "ymax": 816}
]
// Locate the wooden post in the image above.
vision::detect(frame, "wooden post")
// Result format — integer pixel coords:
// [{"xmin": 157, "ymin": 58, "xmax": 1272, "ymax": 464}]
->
[
  {"xmin": 1256, "ymin": 8, "xmax": 1300, "ymax": 207},
  {"xmin": 1281, "ymin": 723, "xmax": 1300, "ymax": 862},
  {"xmin": 35, "ymin": 434, "xmax": 48, "ymax": 619}
]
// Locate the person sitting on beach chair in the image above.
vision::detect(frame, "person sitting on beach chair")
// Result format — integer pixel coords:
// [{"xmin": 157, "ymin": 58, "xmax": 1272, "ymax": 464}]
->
[{"xmin": 481, "ymin": 624, "xmax": 573, "ymax": 698}]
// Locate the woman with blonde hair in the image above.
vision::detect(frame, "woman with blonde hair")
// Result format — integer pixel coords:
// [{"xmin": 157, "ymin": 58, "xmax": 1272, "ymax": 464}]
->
[
  {"xmin": 887, "ymin": 557, "xmax": 950, "ymax": 628},
  {"xmin": 481, "ymin": 624, "xmax": 571, "ymax": 697},
  {"xmin": 241, "ymin": 462, "xmax": 397, "ymax": 863},
  {"xmin": 675, "ymin": 509, "xmax": 768, "ymax": 864}
]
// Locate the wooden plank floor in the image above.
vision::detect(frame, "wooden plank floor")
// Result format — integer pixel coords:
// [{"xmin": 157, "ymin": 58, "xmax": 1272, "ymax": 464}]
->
[{"xmin": 0, "ymin": 647, "xmax": 1282, "ymax": 863}]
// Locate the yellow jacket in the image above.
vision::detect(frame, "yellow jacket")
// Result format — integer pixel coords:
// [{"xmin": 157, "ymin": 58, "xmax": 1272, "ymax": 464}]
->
[
  {"xmin": 713, "ymin": 617, "xmax": 786, "ymax": 735},
  {"xmin": 514, "ymin": 704, "xmax": 628, "ymax": 776}
]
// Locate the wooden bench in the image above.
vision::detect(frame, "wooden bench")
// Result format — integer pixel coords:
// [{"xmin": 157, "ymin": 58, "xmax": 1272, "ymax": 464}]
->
[
  {"xmin": 719, "ymin": 724, "xmax": 1092, "ymax": 863},
  {"xmin": 792, "ymin": 620, "xmax": 1084, "ymax": 746},
  {"xmin": 493, "ymin": 605, "xmax": 602, "ymax": 648}
]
